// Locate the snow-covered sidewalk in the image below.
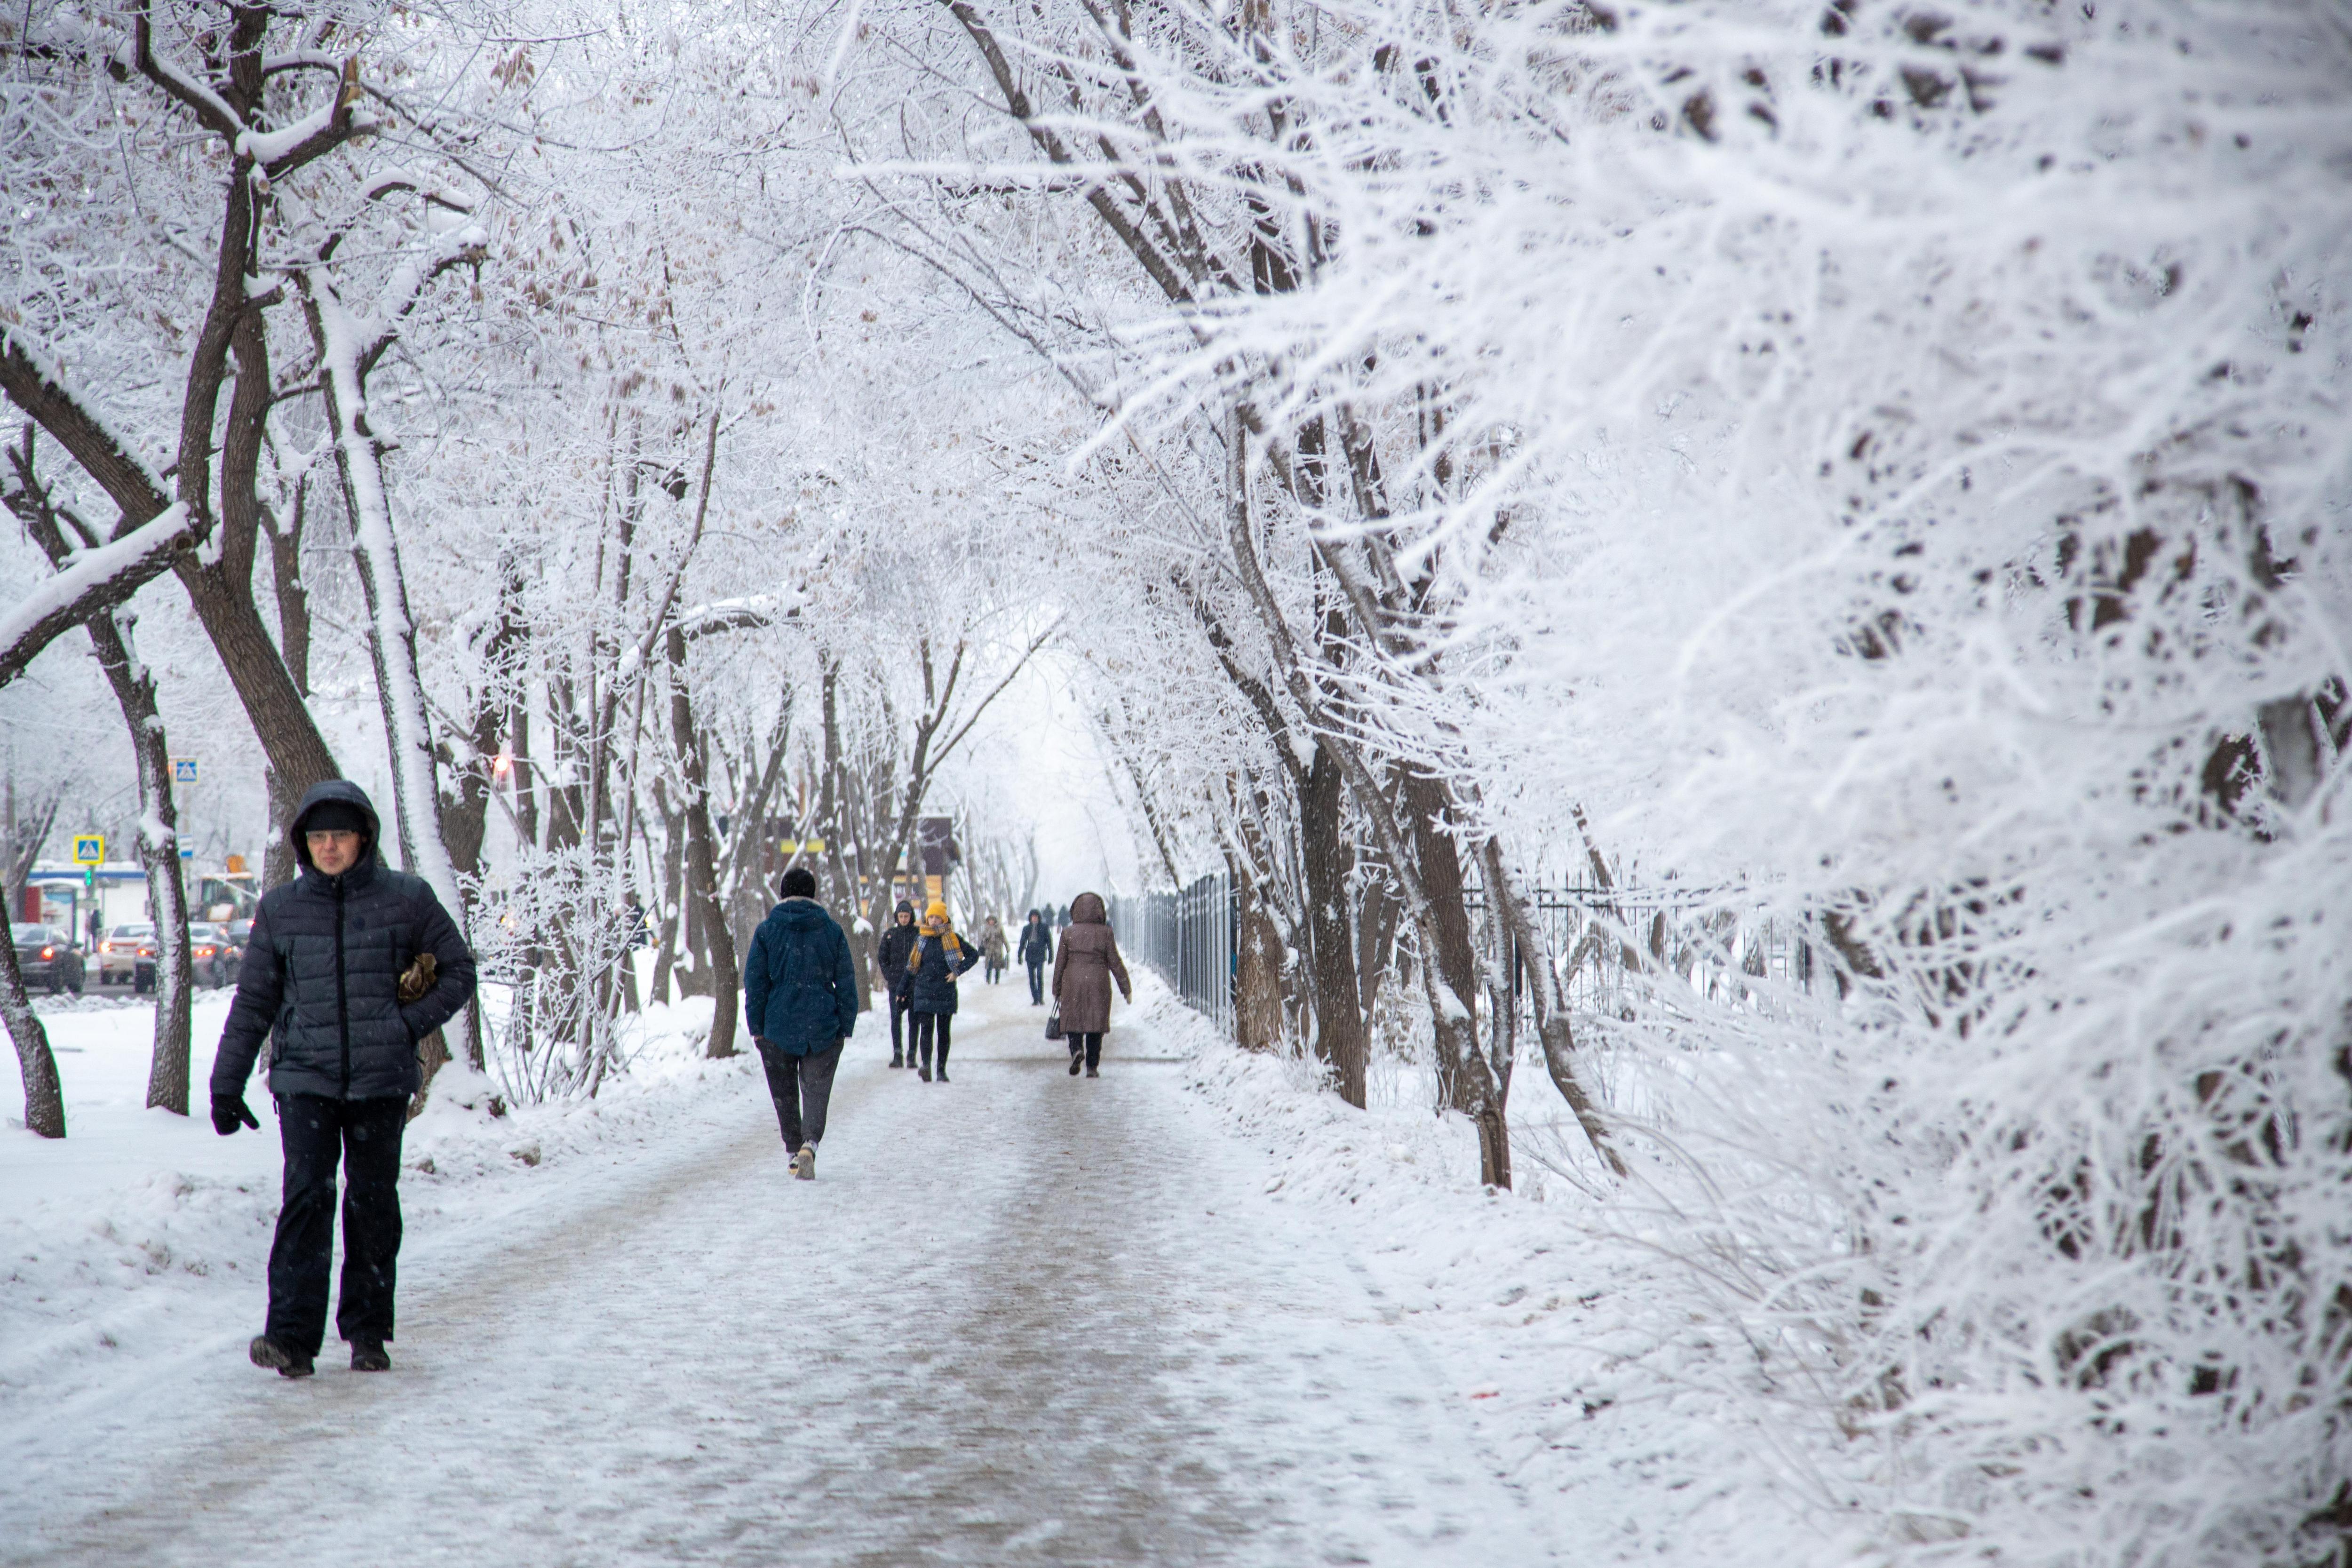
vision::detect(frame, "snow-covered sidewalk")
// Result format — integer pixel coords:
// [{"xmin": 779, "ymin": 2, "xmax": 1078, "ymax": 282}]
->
[{"xmin": 4, "ymin": 977, "xmax": 1581, "ymax": 1566}]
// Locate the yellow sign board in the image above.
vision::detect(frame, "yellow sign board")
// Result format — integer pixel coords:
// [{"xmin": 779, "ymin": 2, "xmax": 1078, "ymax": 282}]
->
[
  {"xmin": 72, "ymin": 834, "xmax": 104, "ymax": 866},
  {"xmin": 778, "ymin": 839, "xmax": 827, "ymax": 854}
]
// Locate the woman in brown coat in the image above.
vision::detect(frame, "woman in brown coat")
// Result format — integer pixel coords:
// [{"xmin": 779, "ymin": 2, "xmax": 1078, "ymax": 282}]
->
[{"xmin": 1050, "ymin": 891, "xmax": 1131, "ymax": 1077}]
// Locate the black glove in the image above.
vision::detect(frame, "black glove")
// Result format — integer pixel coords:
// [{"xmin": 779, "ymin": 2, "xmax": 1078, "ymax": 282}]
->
[{"xmin": 211, "ymin": 1094, "xmax": 260, "ymax": 1136}]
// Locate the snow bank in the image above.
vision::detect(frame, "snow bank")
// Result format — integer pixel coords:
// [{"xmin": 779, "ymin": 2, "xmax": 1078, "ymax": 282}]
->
[
  {"xmin": 0, "ymin": 993, "xmax": 758, "ymax": 1419},
  {"xmin": 1143, "ymin": 973, "xmax": 1889, "ymax": 1566}
]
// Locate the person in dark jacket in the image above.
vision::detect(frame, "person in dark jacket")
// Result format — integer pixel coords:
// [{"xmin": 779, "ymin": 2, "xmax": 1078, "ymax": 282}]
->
[
  {"xmin": 209, "ymin": 780, "xmax": 477, "ymax": 1378},
  {"xmin": 1017, "ymin": 909, "xmax": 1054, "ymax": 1005},
  {"xmin": 906, "ymin": 899, "xmax": 979, "ymax": 1082},
  {"xmin": 742, "ymin": 866, "xmax": 860, "ymax": 1180},
  {"xmin": 875, "ymin": 899, "xmax": 919, "ymax": 1067},
  {"xmin": 1052, "ymin": 891, "xmax": 1131, "ymax": 1078}
]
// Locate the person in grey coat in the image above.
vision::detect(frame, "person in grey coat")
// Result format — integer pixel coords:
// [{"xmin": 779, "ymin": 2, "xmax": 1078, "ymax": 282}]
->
[
  {"xmin": 210, "ymin": 780, "xmax": 478, "ymax": 1378},
  {"xmin": 743, "ymin": 866, "xmax": 860, "ymax": 1180}
]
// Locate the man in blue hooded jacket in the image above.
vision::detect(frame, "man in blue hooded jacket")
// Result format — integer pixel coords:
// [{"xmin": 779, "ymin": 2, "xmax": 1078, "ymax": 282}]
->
[{"xmin": 742, "ymin": 866, "xmax": 860, "ymax": 1180}]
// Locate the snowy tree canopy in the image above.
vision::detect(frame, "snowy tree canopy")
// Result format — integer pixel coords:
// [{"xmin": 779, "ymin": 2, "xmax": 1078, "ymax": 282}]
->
[{"xmin": 3, "ymin": 0, "xmax": 2347, "ymax": 1560}]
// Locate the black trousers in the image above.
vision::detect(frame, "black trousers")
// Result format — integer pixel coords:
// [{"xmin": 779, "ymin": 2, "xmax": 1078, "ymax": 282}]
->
[
  {"xmin": 268, "ymin": 1094, "xmax": 408, "ymax": 1356},
  {"xmin": 1068, "ymin": 1031, "xmax": 1104, "ymax": 1070},
  {"xmin": 1026, "ymin": 960, "xmax": 1046, "ymax": 1004},
  {"xmin": 910, "ymin": 1011, "xmax": 953, "ymax": 1072},
  {"xmin": 888, "ymin": 990, "xmax": 914, "ymax": 1059},
  {"xmin": 759, "ymin": 1041, "xmax": 843, "ymax": 1151}
]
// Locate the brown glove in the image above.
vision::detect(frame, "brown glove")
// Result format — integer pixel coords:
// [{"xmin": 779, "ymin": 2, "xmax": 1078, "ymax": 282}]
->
[{"xmin": 397, "ymin": 952, "xmax": 438, "ymax": 1004}]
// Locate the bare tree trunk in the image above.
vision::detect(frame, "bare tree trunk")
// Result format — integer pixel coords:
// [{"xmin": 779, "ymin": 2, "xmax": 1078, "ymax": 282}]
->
[
  {"xmin": 303, "ymin": 269, "xmax": 478, "ymax": 1073},
  {"xmin": 1234, "ymin": 866, "xmax": 1287, "ymax": 1052},
  {"xmin": 1299, "ymin": 745, "xmax": 1367, "ymax": 1105},
  {"xmin": 652, "ymin": 795, "xmax": 684, "ymax": 1005},
  {"xmin": 667, "ymin": 627, "xmax": 737, "ymax": 1058},
  {"xmin": 0, "ymin": 934, "xmax": 64, "ymax": 1138},
  {"xmin": 1400, "ymin": 766, "xmax": 1478, "ymax": 1108},
  {"xmin": 258, "ymin": 482, "xmax": 313, "ymax": 891},
  {"xmin": 1481, "ymin": 837, "xmax": 1626, "ymax": 1177},
  {"xmin": 815, "ymin": 657, "xmax": 874, "ymax": 1004},
  {"xmin": 6, "ymin": 433, "xmax": 194, "ymax": 1111}
]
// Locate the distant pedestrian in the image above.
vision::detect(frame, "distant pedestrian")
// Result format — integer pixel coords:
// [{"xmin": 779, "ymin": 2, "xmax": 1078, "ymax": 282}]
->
[
  {"xmin": 1056, "ymin": 903, "xmax": 1072, "ymax": 932},
  {"xmin": 1017, "ymin": 909, "xmax": 1053, "ymax": 1006},
  {"xmin": 877, "ymin": 899, "xmax": 919, "ymax": 1067},
  {"xmin": 209, "ymin": 780, "xmax": 477, "ymax": 1378},
  {"xmin": 906, "ymin": 899, "xmax": 978, "ymax": 1082},
  {"xmin": 743, "ymin": 866, "xmax": 860, "ymax": 1181},
  {"xmin": 623, "ymin": 893, "xmax": 652, "ymax": 949},
  {"xmin": 981, "ymin": 915, "xmax": 1008, "ymax": 985},
  {"xmin": 1052, "ymin": 891, "xmax": 1130, "ymax": 1079}
]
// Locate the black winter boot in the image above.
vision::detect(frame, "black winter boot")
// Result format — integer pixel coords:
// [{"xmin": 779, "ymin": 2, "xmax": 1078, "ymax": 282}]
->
[
  {"xmin": 250, "ymin": 1334, "xmax": 315, "ymax": 1379},
  {"xmin": 1069, "ymin": 1051, "xmax": 1083, "ymax": 1075},
  {"xmin": 350, "ymin": 1338, "xmax": 392, "ymax": 1372}
]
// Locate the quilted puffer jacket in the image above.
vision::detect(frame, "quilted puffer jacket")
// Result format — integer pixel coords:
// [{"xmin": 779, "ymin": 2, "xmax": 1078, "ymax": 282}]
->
[{"xmin": 210, "ymin": 780, "xmax": 477, "ymax": 1102}]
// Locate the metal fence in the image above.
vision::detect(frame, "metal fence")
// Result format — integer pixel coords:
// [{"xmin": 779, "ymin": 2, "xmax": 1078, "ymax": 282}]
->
[
  {"xmin": 1109, "ymin": 872, "xmax": 1234, "ymax": 1037},
  {"xmin": 1103, "ymin": 870, "xmax": 1821, "ymax": 1046},
  {"xmin": 1494, "ymin": 883, "xmax": 1827, "ymax": 1023}
]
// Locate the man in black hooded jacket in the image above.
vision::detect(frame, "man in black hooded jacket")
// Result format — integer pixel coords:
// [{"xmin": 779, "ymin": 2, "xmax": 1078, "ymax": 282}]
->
[
  {"xmin": 209, "ymin": 780, "xmax": 477, "ymax": 1378},
  {"xmin": 875, "ymin": 899, "xmax": 919, "ymax": 1068}
]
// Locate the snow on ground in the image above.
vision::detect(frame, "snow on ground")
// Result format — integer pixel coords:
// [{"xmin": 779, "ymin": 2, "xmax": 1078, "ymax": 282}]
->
[
  {"xmin": 3, "ymin": 969, "xmax": 1847, "ymax": 1566},
  {"xmin": 0, "ymin": 983, "xmax": 738, "ymax": 1420}
]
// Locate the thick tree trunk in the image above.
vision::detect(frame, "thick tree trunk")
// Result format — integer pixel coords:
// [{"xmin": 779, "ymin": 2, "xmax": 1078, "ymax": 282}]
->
[
  {"xmin": 1299, "ymin": 744, "xmax": 1367, "ymax": 1106},
  {"xmin": 1400, "ymin": 766, "xmax": 1479, "ymax": 1110},
  {"xmin": 0, "ymin": 935, "xmax": 64, "ymax": 1138},
  {"xmin": 1234, "ymin": 868, "xmax": 1287, "ymax": 1053}
]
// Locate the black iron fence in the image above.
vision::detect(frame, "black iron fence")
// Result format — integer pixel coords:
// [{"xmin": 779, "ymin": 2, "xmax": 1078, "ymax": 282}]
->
[
  {"xmin": 1103, "ymin": 870, "xmax": 1824, "ymax": 1046},
  {"xmin": 1109, "ymin": 873, "xmax": 1233, "ymax": 1037}
]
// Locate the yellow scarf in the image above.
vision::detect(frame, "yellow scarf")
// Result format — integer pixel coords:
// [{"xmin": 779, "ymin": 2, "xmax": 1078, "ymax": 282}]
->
[{"xmin": 908, "ymin": 920, "xmax": 963, "ymax": 973}]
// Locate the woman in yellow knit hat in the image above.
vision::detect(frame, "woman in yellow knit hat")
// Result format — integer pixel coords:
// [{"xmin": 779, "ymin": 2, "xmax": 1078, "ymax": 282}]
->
[{"xmin": 904, "ymin": 899, "xmax": 979, "ymax": 1081}]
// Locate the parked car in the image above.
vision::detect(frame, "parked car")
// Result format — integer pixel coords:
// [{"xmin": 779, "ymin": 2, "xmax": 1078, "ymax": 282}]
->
[
  {"xmin": 189, "ymin": 922, "xmax": 240, "ymax": 988},
  {"xmin": 97, "ymin": 923, "xmax": 158, "ymax": 992},
  {"xmin": 10, "ymin": 923, "xmax": 86, "ymax": 995}
]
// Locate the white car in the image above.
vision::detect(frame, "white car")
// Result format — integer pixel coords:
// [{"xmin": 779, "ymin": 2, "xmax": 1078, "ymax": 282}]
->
[{"xmin": 97, "ymin": 923, "xmax": 157, "ymax": 991}]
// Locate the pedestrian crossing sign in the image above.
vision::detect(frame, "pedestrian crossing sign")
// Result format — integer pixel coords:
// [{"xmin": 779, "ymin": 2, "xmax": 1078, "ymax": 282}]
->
[
  {"xmin": 72, "ymin": 834, "xmax": 104, "ymax": 866},
  {"xmin": 171, "ymin": 757, "xmax": 199, "ymax": 786}
]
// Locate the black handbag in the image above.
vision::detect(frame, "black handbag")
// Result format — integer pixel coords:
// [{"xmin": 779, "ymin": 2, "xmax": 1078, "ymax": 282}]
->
[{"xmin": 1045, "ymin": 1009, "xmax": 1064, "ymax": 1041}]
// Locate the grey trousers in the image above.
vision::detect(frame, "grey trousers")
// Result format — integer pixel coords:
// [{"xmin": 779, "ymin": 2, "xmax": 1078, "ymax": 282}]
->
[{"xmin": 758, "ymin": 1040, "xmax": 844, "ymax": 1152}]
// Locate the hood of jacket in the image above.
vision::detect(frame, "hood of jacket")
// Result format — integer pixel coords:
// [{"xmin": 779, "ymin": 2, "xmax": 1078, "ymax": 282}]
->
[
  {"xmin": 288, "ymin": 779, "xmax": 383, "ymax": 876},
  {"xmin": 770, "ymin": 898, "xmax": 833, "ymax": 931},
  {"xmin": 894, "ymin": 899, "xmax": 916, "ymax": 924},
  {"xmin": 1070, "ymin": 891, "xmax": 1107, "ymax": 924}
]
